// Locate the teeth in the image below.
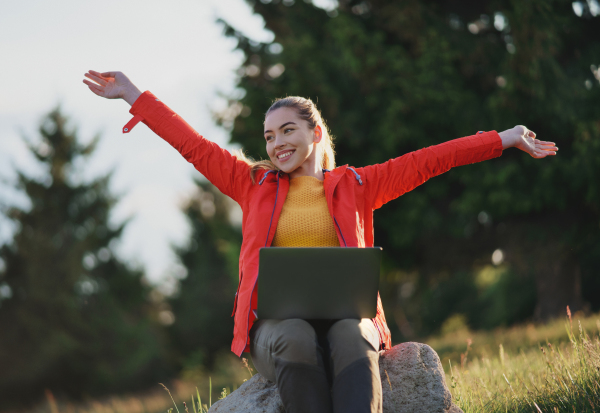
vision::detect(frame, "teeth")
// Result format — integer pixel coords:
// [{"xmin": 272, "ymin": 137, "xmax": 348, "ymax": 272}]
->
[{"xmin": 278, "ymin": 151, "xmax": 293, "ymax": 159}]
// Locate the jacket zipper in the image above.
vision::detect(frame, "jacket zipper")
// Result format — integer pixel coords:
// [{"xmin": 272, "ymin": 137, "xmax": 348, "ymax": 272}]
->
[
  {"xmin": 325, "ymin": 169, "xmax": 349, "ymax": 248},
  {"xmin": 246, "ymin": 172, "xmax": 281, "ymax": 333},
  {"xmin": 264, "ymin": 172, "xmax": 281, "ymax": 247},
  {"xmin": 333, "ymin": 216, "xmax": 347, "ymax": 247}
]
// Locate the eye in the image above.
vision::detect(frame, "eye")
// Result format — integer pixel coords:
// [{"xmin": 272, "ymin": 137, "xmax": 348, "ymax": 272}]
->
[
  {"xmin": 265, "ymin": 135, "xmax": 273, "ymax": 141},
  {"xmin": 284, "ymin": 128, "xmax": 293, "ymax": 133}
]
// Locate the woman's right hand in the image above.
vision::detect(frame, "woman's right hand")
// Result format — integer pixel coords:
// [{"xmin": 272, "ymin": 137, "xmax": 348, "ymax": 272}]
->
[{"xmin": 83, "ymin": 70, "xmax": 142, "ymax": 106}]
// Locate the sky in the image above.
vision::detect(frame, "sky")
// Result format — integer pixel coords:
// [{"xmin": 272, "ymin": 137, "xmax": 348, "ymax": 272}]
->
[{"xmin": 0, "ymin": 0, "xmax": 297, "ymax": 288}]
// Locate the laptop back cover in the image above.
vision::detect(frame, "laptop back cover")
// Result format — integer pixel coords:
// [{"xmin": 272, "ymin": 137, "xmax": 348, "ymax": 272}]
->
[{"xmin": 257, "ymin": 247, "xmax": 381, "ymax": 320}]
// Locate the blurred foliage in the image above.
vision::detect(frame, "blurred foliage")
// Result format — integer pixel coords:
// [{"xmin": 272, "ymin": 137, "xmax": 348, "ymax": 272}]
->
[
  {"xmin": 0, "ymin": 107, "xmax": 171, "ymax": 407},
  {"xmin": 215, "ymin": 0, "xmax": 600, "ymax": 340},
  {"xmin": 168, "ymin": 181, "xmax": 242, "ymax": 371}
]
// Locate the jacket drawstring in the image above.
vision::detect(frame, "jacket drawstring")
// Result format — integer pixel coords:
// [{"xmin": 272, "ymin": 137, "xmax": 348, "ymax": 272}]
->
[
  {"xmin": 259, "ymin": 169, "xmax": 278, "ymax": 185},
  {"xmin": 347, "ymin": 167, "xmax": 363, "ymax": 185}
]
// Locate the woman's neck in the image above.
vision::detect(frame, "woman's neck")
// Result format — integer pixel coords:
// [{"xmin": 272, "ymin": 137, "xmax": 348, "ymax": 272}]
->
[
  {"xmin": 288, "ymin": 150, "xmax": 324, "ymax": 181},
  {"xmin": 289, "ymin": 162, "xmax": 324, "ymax": 181}
]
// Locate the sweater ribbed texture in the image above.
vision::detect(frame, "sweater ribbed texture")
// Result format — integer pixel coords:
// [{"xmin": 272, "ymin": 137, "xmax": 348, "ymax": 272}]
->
[{"xmin": 272, "ymin": 176, "xmax": 340, "ymax": 247}]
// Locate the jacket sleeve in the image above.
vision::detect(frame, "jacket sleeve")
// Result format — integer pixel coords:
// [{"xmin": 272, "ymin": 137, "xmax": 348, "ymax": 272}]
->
[
  {"xmin": 124, "ymin": 91, "xmax": 252, "ymax": 204},
  {"xmin": 363, "ymin": 131, "xmax": 503, "ymax": 210}
]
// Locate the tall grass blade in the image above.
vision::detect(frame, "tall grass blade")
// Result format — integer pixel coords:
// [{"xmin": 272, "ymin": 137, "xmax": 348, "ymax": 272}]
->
[
  {"xmin": 196, "ymin": 387, "xmax": 203, "ymax": 413},
  {"xmin": 159, "ymin": 383, "xmax": 181, "ymax": 413}
]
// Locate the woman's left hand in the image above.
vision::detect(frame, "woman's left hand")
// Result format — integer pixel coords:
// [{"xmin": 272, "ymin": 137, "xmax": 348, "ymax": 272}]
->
[{"xmin": 499, "ymin": 125, "xmax": 558, "ymax": 158}]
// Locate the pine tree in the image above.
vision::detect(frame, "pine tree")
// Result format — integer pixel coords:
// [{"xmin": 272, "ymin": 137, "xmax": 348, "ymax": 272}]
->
[{"xmin": 0, "ymin": 107, "xmax": 170, "ymax": 406}]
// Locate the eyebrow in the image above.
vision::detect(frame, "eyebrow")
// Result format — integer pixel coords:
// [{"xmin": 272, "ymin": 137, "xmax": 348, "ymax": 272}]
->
[{"xmin": 264, "ymin": 121, "xmax": 297, "ymax": 135}]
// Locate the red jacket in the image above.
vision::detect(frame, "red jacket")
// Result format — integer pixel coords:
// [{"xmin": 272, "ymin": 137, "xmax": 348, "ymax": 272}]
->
[{"xmin": 124, "ymin": 91, "xmax": 504, "ymax": 356}]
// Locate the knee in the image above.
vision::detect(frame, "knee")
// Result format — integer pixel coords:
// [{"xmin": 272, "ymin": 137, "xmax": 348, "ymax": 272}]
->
[
  {"xmin": 327, "ymin": 319, "xmax": 380, "ymax": 378},
  {"xmin": 271, "ymin": 319, "xmax": 320, "ymax": 363},
  {"xmin": 328, "ymin": 319, "xmax": 371, "ymax": 348},
  {"xmin": 327, "ymin": 319, "xmax": 379, "ymax": 358}
]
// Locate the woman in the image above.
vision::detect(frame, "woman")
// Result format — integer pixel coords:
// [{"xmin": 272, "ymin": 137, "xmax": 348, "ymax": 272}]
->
[{"xmin": 83, "ymin": 69, "xmax": 557, "ymax": 413}]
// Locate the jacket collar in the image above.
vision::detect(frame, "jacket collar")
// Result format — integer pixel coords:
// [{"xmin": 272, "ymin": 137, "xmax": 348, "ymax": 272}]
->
[
  {"xmin": 258, "ymin": 165, "xmax": 351, "ymax": 203},
  {"xmin": 323, "ymin": 165, "xmax": 347, "ymax": 201}
]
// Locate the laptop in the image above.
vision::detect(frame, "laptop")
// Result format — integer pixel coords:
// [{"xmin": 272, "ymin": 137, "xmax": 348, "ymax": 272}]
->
[{"xmin": 256, "ymin": 247, "xmax": 382, "ymax": 320}]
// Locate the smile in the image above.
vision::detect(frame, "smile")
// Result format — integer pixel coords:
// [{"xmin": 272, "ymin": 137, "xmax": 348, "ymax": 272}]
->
[{"xmin": 277, "ymin": 150, "xmax": 294, "ymax": 160}]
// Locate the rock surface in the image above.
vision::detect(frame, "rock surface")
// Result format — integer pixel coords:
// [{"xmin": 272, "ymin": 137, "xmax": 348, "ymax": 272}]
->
[
  {"xmin": 208, "ymin": 342, "xmax": 463, "ymax": 413},
  {"xmin": 209, "ymin": 374, "xmax": 284, "ymax": 413},
  {"xmin": 379, "ymin": 342, "xmax": 463, "ymax": 413}
]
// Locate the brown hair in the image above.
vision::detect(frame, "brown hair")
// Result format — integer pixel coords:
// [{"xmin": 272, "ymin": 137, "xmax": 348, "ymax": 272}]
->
[{"xmin": 234, "ymin": 96, "xmax": 336, "ymax": 184}]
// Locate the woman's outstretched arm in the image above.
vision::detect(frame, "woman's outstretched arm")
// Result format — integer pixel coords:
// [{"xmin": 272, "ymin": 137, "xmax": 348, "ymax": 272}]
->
[
  {"xmin": 362, "ymin": 128, "xmax": 557, "ymax": 210},
  {"xmin": 82, "ymin": 70, "xmax": 252, "ymax": 203}
]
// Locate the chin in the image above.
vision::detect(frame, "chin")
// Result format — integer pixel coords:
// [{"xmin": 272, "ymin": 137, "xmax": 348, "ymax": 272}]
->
[{"xmin": 278, "ymin": 164, "xmax": 297, "ymax": 174}]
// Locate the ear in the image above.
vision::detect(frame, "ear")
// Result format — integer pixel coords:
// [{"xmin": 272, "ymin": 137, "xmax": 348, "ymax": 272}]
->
[{"xmin": 313, "ymin": 125, "xmax": 323, "ymax": 143}]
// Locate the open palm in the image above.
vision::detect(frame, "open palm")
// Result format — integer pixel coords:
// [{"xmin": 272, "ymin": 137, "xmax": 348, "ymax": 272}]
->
[
  {"xmin": 83, "ymin": 70, "xmax": 133, "ymax": 99},
  {"xmin": 512, "ymin": 125, "xmax": 558, "ymax": 159}
]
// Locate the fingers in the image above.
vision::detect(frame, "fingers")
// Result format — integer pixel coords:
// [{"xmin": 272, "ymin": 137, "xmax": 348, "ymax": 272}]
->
[
  {"xmin": 524, "ymin": 129, "xmax": 559, "ymax": 158},
  {"xmin": 533, "ymin": 151, "xmax": 556, "ymax": 158},
  {"xmin": 532, "ymin": 145, "xmax": 558, "ymax": 158},
  {"xmin": 82, "ymin": 79, "xmax": 101, "ymax": 90},
  {"xmin": 534, "ymin": 140, "xmax": 558, "ymax": 151},
  {"xmin": 88, "ymin": 69, "xmax": 112, "ymax": 78},
  {"xmin": 84, "ymin": 72, "xmax": 108, "ymax": 86}
]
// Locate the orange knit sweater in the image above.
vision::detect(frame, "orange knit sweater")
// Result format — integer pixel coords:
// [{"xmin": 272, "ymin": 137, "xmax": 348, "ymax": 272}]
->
[{"xmin": 272, "ymin": 176, "xmax": 340, "ymax": 247}]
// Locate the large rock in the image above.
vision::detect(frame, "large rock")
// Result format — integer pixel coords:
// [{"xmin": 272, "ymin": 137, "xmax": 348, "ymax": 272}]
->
[
  {"xmin": 209, "ymin": 342, "xmax": 463, "ymax": 413},
  {"xmin": 379, "ymin": 342, "xmax": 463, "ymax": 413}
]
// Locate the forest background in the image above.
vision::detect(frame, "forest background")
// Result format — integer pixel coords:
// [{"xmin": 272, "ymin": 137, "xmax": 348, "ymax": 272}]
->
[{"xmin": 0, "ymin": 0, "xmax": 598, "ymax": 409}]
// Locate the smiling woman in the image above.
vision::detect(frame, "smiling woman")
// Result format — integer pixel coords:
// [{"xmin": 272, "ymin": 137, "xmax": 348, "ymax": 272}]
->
[
  {"xmin": 234, "ymin": 96, "xmax": 336, "ymax": 183},
  {"xmin": 82, "ymin": 68, "xmax": 557, "ymax": 413}
]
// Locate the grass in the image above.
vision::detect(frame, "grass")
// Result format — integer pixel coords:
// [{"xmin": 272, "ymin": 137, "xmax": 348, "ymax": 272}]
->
[
  {"xmin": 10, "ymin": 311, "xmax": 600, "ymax": 413},
  {"xmin": 433, "ymin": 310, "xmax": 600, "ymax": 412},
  {"xmin": 426, "ymin": 311, "xmax": 600, "ymax": 371},
  {"xmin": 157, "ymin": 355, "xmax": 256, "ymax": 413},
  {"xmin": 19, "ymin": 352, "xmax": 255, "ymax": 413}
]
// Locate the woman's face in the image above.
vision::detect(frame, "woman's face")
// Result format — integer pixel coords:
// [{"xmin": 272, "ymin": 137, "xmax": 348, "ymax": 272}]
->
[{"xmin": 264, "ymin": 107, "xmax": 321, "ymax": 177}]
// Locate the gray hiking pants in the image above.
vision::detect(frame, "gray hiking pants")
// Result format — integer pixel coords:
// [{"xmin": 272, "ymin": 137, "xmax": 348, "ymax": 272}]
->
[{"xmin": 249, "ymin": 318, "xmax": 382, "ymax": 413}]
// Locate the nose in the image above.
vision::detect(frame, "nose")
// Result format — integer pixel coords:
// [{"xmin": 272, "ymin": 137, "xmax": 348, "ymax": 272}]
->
[{"xmin": 273, "ymin": 134, "xmax": 285, "ymax": 149}]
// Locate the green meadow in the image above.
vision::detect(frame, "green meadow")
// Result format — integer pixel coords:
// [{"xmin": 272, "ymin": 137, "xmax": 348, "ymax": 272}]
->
[
  {"xmin": 24, "ymin": 311, "xmax": 599, "ymax": 413},
  {"xmin": 437, "ymin": 311, "xmax": 600, "ymax": 412}
]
